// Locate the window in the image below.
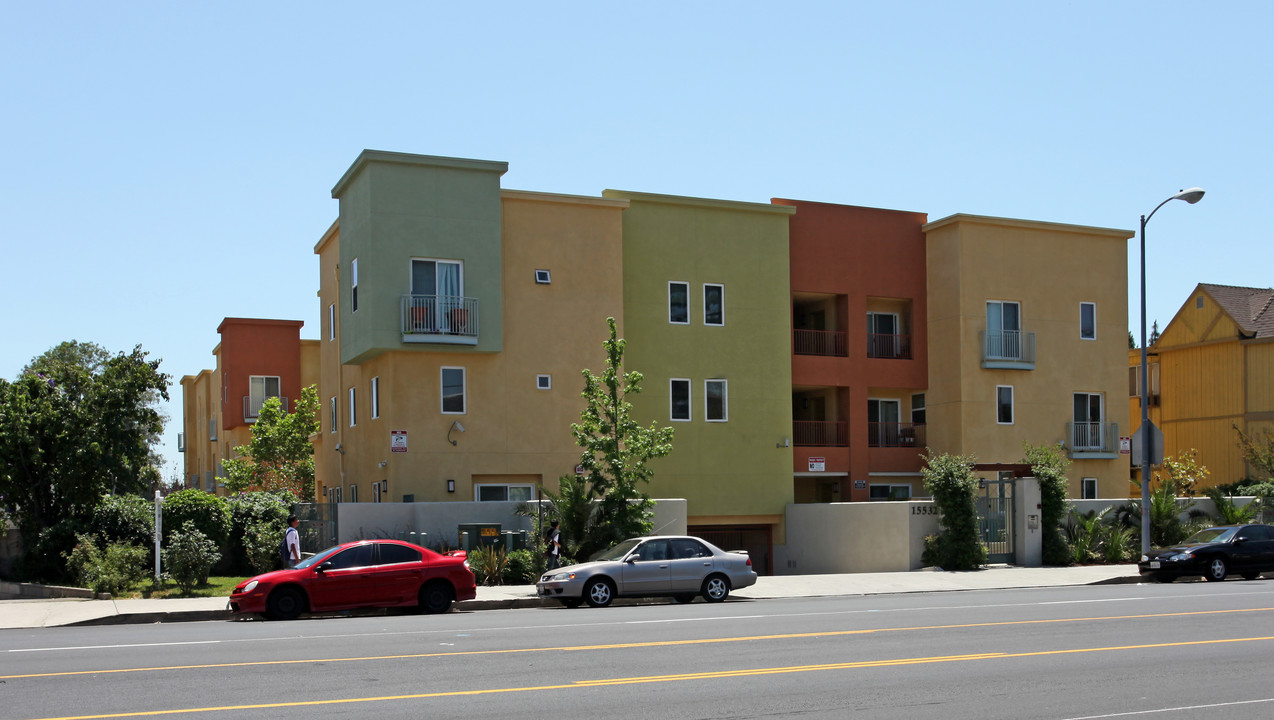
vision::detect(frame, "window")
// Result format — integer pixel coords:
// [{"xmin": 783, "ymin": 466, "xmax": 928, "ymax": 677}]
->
[
  {"xmin": 349, "ymin": 484, "xmax": 358, "ymax": 503},
  {"xmin": 868, "ymin": 398, "xmax": 902, "ymax": 446},
  {"xmin": 669, "ymin": 282, "xmax": 689, "ymax": 324},
  {"xmin": 370, "ymin": 377, "xmax": 380, "ymax": 419},
  {"xmin": 867, "ymin": 312, "xmax": 902, "ymax": 358},
  {"xmin": 441, "ymin": 367, "xmax": 465, "ymax": 414},
  {"xmin": 348, "ymin": 387, "xmax": 357, "ymax": 427},
  {"xmin": 911, "ymin": 393, "xmax": 926, "ymax": 425},
  {"xmin": 536, "ymin": 374, "xmax": 551, "ymax": 390},
  {"xmin": 670, "ymin": 538, "xmax": 712, "ymax": 558},
  {"xmin": 329, "ymin": 396, "xmax": 337, "ymax": 432},
  {"xmin": 703, "ymin": 284, "xmax": 724, "ymax": 326},
  {"xmin": 351, "ymin": 258, "xmax": 359, "ymax": 312},
  {"xmin": 1128, "ymin": 364, "xmax": 1160, "ymax": 397},
  {"xmin": 475, "ymin": 485, "xmax": 533, "ymax": 502},
  {"xmin": 209, "ymin": 416, "xmax": 217, "ymax": 442},
  {"xmin": 869, "ymin": 484, "xmax": 913, "ymax": 501},
  {"xmin": 996, "ymin": 386, "xmax": 1014, "ymax": 424},
  {"xmin": 378, "ymin": 544, "xmax": 421, "ymax": 565},
  {"xmin": 670, "ymin": 379, "xmax": 691, "ymax": 421},
  {"xmin": 534, "ymin": 269, "xmax": 551, "ymax": 284},
  {"xmin": 329, "ymin": 544, "xmax": 373, "ymax": 570},
  {"xmin": 411, "ymin": 258, "xmax": 463, "ymax": 321},
  {"xmin": 248, "ymin": 376, "xmax": 281, "ymax": 419},
  {"xmin": 986, "ymin": 301, "xmax": 1022, "ymax": 359},
  {"xmin": 705, "ymin": 379, "xmax": 728, "ymax": 422},
  {"xmin": 328, "ymin": 303, "xmax": 335, "ymax": 341},
  {"xmin": 328, "ymin": 486, "xmax": 342, "ymax": 503},
  {"xmin": 1080, "ymin": 302, "xmax": 1096, "ymax": 340},
  {"xmin": 1081, "ymin": 478, "xmax": 1098, "ymax": 499},
  {"xmin": 1072, "ymin": 392, "xmax": 1104, "ymax": 449}
]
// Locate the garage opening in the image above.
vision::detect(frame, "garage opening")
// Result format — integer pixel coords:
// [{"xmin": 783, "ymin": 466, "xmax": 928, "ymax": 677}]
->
[{"xmin": 688, "ymin": 525, "xmax": 773, "ymax": 576}]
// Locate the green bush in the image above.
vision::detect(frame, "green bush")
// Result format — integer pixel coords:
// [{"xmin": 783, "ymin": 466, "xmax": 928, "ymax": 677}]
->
[
  {"xmin": 162, "ymin": 490, "xmax": 231, "ymax": 550},
  {"xmin": 920, "ymin": 452, "xmax": 987, "ymax": 571},
  {"xmin": 226, "ymin": 491, "xmax": 291, "ymax": 574},
  {"xmin": 91, "ymin": 494, "xmax": 155, "ymax": 549},
  {"xmin": 16, "ymin": 518, "xmax": 88, "ymax": 583},
  {"xmin": 503, "ymin": 549, "xmax": 539, "ymax": 585},
  {"xmin": 163, "ymin": 521, "xmax": 221, "ymax": 594},
  {"xmin": 1024, "ymin": 443, "xmax": 1072, "ymax": 566},
  {"xmin": 467, "ymin": 546, "xmax": 508, "ymax": 586},
  {"xmin": 64, "ymin": 534, "xmax": 149, "ymax": 596}
]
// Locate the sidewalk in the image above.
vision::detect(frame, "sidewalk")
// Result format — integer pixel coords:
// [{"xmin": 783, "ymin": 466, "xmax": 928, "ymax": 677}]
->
[{"xmin": 0, "ymin": 564, "xmax": 1140, "ymax": 630}]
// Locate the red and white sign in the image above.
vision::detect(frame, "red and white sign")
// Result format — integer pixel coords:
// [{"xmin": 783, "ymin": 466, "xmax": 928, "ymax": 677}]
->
[
  {"xmin": 808, "ymin": 457, "xmax": 826, "ymax": 472},
  {"xmin": 391, "ymin": 430, "xmax": 408, "ymax": 453},
  {"xmin": 1119, "ymin": 436, "xmax": 1131, "ymax": 454}
]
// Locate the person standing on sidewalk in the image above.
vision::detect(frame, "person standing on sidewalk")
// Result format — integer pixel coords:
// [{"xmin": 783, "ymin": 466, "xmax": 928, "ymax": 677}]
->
[
  {"xmin": 544, "ymin": 520, "xmax": 562, "ymax": 570},
  {"xmin": 284, "ymin": 515, "xmax": 301, "ymax": 568}
]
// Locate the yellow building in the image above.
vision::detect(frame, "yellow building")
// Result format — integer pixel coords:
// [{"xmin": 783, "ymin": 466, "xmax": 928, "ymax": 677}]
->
[
  {"xmin": 1128, "ymin": 283, "xmax": 1274, "ymax": 489},
  {"xmin": 924, "ymin": 214, "xmax": 1134, "ymax": 498},
  {"xmin": 315, "ymin": 151, "xmax": 628, "ymax": 504}
]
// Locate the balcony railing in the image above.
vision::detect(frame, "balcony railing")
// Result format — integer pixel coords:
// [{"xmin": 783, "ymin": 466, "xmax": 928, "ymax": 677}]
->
[
  {"xmin": 402, "ymin": 294, "xmax": 479, "ymax": 341},
  {"xmin": 244, "ymin": 395, "xmax": 288, "ymax": 421},
  {"xmin": 793, "ymin": 329, "xmax": 848, "ymax": 357},
  {"xmin": 793, "ymin": 420, "xmax": 849, "ymax": 447},
  {"xmin": 867, "ymin": 422, "xmax": 926, "ymax": 448},
  {"xmin": 1067, "ymin": 421, "xmax": 1119, "ymax": 454},
  {"xmin": 980, "ymin": 330, "xmax": 1036, "ymax": 368},
  {"xmin": 867, "ymin": 333, "xmax": 912, "ymax": 359}
]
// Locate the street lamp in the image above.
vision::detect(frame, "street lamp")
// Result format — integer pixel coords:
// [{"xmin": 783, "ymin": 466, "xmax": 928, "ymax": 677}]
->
[{"xmin": 1139, "ymin": 187, "xmax": 1205, "ymax": 555}]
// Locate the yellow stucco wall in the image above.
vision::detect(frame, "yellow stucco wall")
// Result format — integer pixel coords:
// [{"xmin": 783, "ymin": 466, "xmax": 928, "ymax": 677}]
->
[{"xmin": 925, "ymin": 215, "xmax": 1132, "ymax": 497}]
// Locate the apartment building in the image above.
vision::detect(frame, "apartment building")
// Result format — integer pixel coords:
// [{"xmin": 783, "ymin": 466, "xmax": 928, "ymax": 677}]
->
[
  {"xmin": 180, "ymin": 318, "xmax": 319, "ymax": 494},
  {"xmin": 1128, "ymin": 283, "xmax": 1274, "ymax": 489}
]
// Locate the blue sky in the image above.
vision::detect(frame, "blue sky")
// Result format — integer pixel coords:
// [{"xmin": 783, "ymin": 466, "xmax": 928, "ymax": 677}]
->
[{"xmin": 3, "ymin": 2, "xmax": 1269, "ymax": 479}]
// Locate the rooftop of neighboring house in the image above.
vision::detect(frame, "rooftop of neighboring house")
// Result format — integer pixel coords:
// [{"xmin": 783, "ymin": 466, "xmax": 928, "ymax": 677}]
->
[{"xmin": 1199, "ymin": 283, "xmax": 1274, "ymax": 339}]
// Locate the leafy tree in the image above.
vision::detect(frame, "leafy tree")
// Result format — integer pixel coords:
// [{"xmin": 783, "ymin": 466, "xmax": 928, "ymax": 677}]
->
[
  {"xmin": 1024, "ymin": 443, "xmax": 1071, "ymax": 566},
  {"xmin": 0, "ymin": 342, "xmax": 169, "ymax": 580},
  {"xmin": 1234, "ymin": 424, "xmax": 1274, "ymax": 482},
  {"xmin": 223, "ymin": 386, "xmax": 319, "ymax": 501},
  {"xmin": 161, "ymin": 489, "xmax": 230, "ymax": 550},
  {"xmin": 90, "ymin": 494, "xmax": 156, "ymax": 553},
  {"xmin": 225, "ymin": 491, "xmax": 292, "ymax": 574},
  {"xmin": 569, "ymin": 318, "xmax": 674, "ymax": 559},
  {"xmin": 64, "ymin": 534, "xmax": 149, "ymax": 596},
  {"xmin": 1148, "ymin": 320, "xmax": 1161, "ymax": 346},
  {"xmin": 1128, "ymin": 330, "xmax": 1137, "ymax": 350},
  {"xmin": 920, "ymin": 452, "xmax": 987, "ymax": 571},
  {"xmin": 163, "ymin": 521, "xmax": 220, "ymax": 594}
]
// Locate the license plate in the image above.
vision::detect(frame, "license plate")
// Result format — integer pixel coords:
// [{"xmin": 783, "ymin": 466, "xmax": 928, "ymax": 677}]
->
[{"xmin": 1149, "ymin": 561, "xmax": 1161, "ymax": 569}]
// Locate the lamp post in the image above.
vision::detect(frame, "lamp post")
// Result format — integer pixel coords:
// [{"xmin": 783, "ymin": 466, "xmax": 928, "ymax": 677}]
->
[{"xmin": 1139, "ymin": 187, "xmax": 1205, "ymax": 555}]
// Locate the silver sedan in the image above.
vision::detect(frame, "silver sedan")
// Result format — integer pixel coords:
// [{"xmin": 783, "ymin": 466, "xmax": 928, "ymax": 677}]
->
[{"xmin": 536, "ymin": 535, "xmax": 757, "ymax": 608}]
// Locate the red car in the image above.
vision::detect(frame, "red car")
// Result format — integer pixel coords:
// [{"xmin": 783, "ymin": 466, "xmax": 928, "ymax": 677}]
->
[{"xmin": 230, "ymin": 539, "xmax": 476, "ymax": 620}]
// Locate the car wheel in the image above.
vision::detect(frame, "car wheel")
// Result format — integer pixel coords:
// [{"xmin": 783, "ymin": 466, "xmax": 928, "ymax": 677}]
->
[
  {"xmin": 419, "ymin": 580, "xmax": 455, "ymax": 614},
  {"xmin": 584, "ymin": 578, "xmax": 614, "ymax": 608},
  {"xmin": 673, "ymin": 594, "xmax": 695, "ymax": 604},
  {"xmin": 559, "ymin": 598, "xmax": 583, "ymax": 609},
  {"xmin": 701, "ymin": 574, "xmax": 730, "ymax": 603},
  {"xmin": 266, "ymin": 587, "xmax": 305, "ymax": 620},
  {"xmin": 1204, "ymin": 557, "xmax": 1228, "ymax": 582},
  {"xmin": 1242, "ymin": 572, "xmax": 1262, "ymax": 580}
]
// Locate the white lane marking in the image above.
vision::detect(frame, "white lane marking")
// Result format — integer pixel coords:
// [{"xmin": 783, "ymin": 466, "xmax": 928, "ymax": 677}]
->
[
  {"xmin": 1058, "ymin": 697, "xmax": 1274, "ymax": 719},
  {"xmin": 9, "ymin": 640, "xmax": 220, "ymax": 653}
]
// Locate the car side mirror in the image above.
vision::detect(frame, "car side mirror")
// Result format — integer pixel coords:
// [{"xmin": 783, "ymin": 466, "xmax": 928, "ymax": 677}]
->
[
  {"xmin": 625, "ymin": 556, "xmax": 637, "ymax": 564},
  {"xmin": 317, "ymin": 561, "xmax": 333, "ymax": 573}
]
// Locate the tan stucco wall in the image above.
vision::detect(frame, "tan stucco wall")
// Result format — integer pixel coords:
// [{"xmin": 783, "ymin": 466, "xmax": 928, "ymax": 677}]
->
[{"xmin": 779, "ymin": 501, "xmax": 940, "ymax": 573}]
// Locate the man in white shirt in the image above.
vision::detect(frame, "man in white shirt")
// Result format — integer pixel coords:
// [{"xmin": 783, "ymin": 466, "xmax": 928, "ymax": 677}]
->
[{"xmin": 285, "ymin": 515, "xmax": 300, "ymax": 568}]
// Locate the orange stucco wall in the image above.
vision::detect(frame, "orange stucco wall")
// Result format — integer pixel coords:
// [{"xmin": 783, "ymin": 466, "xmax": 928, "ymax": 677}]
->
[{"xmin": 216, "ymin": 318, "xmax": 306, "ymax": 431}]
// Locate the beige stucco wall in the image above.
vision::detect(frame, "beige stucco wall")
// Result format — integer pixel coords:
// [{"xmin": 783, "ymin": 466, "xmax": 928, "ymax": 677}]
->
[{"xmin": 779, "ymin": 501, "xmax": 940, "ymax": 574}]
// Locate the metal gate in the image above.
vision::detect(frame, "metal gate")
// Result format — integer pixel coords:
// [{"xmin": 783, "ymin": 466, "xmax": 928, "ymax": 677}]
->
[
  {"xmin": 977, "ymin": 475, "xmax": 1015, "ymax": 564},
  {"xmin": 293, "ymin": 503, "xmax": 339, "ymax": 554}
]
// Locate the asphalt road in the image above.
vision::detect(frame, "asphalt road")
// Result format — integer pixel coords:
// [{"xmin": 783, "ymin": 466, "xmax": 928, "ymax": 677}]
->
[{"xmin": 4, "ymin": 580, "xmax": 1274, "ymax": 720}]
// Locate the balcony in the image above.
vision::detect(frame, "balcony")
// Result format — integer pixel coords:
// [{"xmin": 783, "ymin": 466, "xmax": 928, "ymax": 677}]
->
[
  {"xmin": 867, "ymin": 422, "xmax": 926, "ymax": 448},
  {"xmin": 794, "ymin": 420, "xmax": 849, "ymax": 447},
  {"xmin": 401, "ymin": 294, "xmax": 479, "ymax": 345},
  {"xmin": 867, "ymin": 333, "xmax": 912, "ymax": 360},
  {"xmin": 1066, "ymin": 421, "xmax": 1120, "ymax": 459},
  {"xmin": 244, "ymin": 395, "xmax": 289, "ymax": 422},
  {"xmin": 980, "ymin": 330, "xmax": 1036, "ymax": 370},
  {"xmin": 794, "ymin": 329, "xmax": 847, "ymax": 357}
]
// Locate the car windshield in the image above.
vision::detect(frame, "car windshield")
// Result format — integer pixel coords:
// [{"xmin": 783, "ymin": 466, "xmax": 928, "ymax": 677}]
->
[
  {"xmin": 1183, "ymin": 527, "xmax": 1237, "ymax": 545},
  {"xmin": 593, "ymin": 538, "xmax": 643, "ymax": 562},
  {"xmin": 295, "ymin": 545, "xmax": 342, "ymax": 569}
]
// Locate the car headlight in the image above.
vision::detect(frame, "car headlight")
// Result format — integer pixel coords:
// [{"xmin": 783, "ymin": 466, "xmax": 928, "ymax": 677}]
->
[
  {"xmin": 1171, "ymin": 553, "xmax": 1193, "ymax": 561},
  {"xmin": 544, "ymin": 572, "xmax": 575, "ymax": 582},
  {"xmin": 1140, "ymin": 555, "xmax": 1149, "ymax": 563},
  {"xmin": 242, "ymin": 580, "xmax": 258, "ymax": 593}
]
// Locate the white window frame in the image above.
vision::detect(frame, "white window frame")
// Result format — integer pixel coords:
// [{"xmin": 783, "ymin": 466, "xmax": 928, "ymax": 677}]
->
[
  {"xmin": 670, "ymin": 378, "xmax": 691, "ymax": 421},
  {"xmin": 371, "ymin": 376, "xmax": 380, "ymax": 419},
  {"xmin": 328, "ymin": 486, "xmax": 342, "ymax": 503},
  {"xmin": 441, "ymin": 367, "xmax": 466, "ymax": 415},
  {"xmin": 248, "ymin": 375, "xmax": 281, "ymax": 419},
  {"xmin": 668, "ymin": 281, "xmax": 690, "ymax": 325},
  {"xmin": 349, "ymin": 484, "xmax": 358, "ymax": 503},
  {"xmin": 534, "ymin": 269, "xmax": 551, "ymax": 284},
  {"xmin": 1080, "ymin": 302, "xmax": 1096, "ymax": 341},
  {"xmin": 1081, "ymin": 477, "xmax": 1098, "ymax": 500},
  {"xmin": 869, "ymin": 484, "xmax": 913, "ymax": 501},
  {"xmin": 536, "ymin": 374, "xmax": 551, "ymax": 390},
  {"xmin": 911, "ymin": 393, "xmax": 926, "ymax": 425},
  {"xmin": 351, "ymin": 257, "xmax": 359, "ymax": 313},
  {"xmin": 330, "ymin": 396, "xmax": 337, "ymax": 432},
  {"xmin": 703, "ymin": 283, "xmax": 725, "ymax": 326},
  {"xmin": 474, "ymin": 484, "xmax": 535, "ymax": 502},
  {"xmin": 348, "ymin": 387, "xmax": 357, "ymax": 427},
  {"xmin": 996, "ymin": 385, "xmax": 1014, "ymax": 425},
  {"xmin": 328, "ymin": 303, "xmax": 336, "ymax": 341},
  {"xmin": 705, "ymin": 379, "xmax": 728, "ymax": 422}
]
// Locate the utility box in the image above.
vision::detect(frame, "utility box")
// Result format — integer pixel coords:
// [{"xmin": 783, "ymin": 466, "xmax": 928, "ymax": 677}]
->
[{"xmin": 458, "ymin": 523, "xmax": 502, "ymax": 550}]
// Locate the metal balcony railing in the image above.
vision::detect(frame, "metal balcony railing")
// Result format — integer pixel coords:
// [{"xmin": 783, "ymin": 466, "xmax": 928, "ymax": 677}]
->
[
  {"xmin": 793, "ymin": 420, "xmax": 849, "ymax": 447},
  {"xmin": 793, "ymin": 329, "xmax": 848, "ymax": 357},
  {"xmin": 244, "ymin": 395, "xmax": 288, "ymax": 421},
  {"xmin": 867, "ymin": 422, "xmax": 926, "ymax": 448},
  {"xmin": 980, "ymin": 330, "xmax": 1036, "ymax": 365},
  {"xmin": 402, "ymin": 294, "xmax": 479, "ymax": 338},
  {"xmin": 867, "ymin": 333, "xmax": 912, "ymax": 359},
  {"xmin": 1067, "ymin": 421, "xmax": 1119, "ymax": 453}
]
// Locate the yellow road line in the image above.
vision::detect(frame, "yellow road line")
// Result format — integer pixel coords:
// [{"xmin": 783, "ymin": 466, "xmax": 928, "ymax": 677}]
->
[
  {"xmin": 4, "ymin": 606, "xmax": 1271, "ymax": 681},
  {"xmin": 25, "ymin": 635, "xmax": 1274, "ymax": 720}
]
